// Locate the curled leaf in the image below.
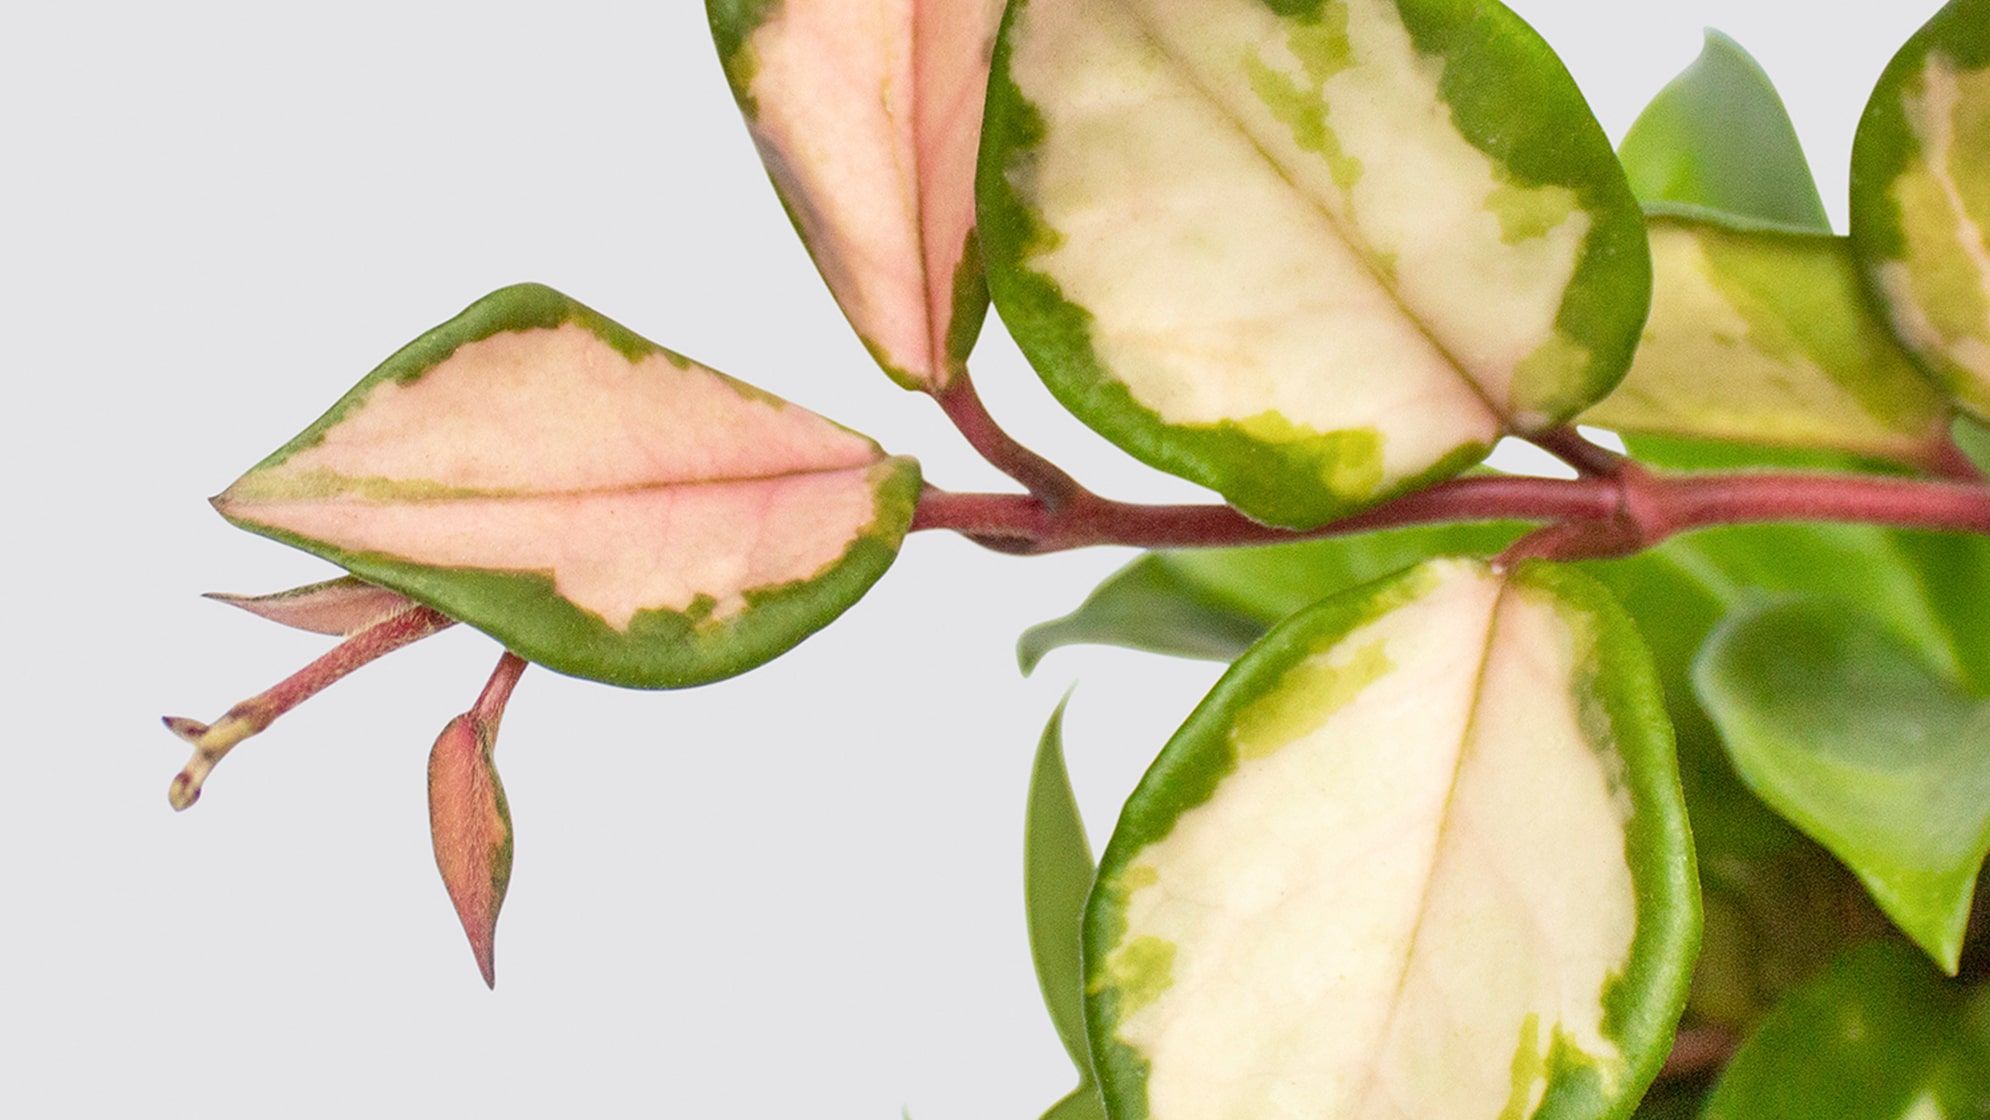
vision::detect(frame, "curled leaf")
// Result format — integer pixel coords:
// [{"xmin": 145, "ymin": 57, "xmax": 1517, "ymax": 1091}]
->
[
  {"xmin": 428, "ymin": 652, "xmax": 527, "ymax": 988},
  {"xmin": 206, "ymin": 576, "xmax": 418, "ymax": 636}
]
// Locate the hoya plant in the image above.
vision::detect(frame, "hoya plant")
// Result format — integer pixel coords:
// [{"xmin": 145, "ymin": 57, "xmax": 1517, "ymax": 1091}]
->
[{"xmin": 163, "ymin": 0, "xmax": 1990, "ymax": 1116}]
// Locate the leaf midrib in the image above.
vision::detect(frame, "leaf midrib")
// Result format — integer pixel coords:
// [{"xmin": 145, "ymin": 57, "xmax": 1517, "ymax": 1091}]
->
[
  {"xmin": 230, "ymin": 460, "xmax": 885, "ymax": 507},
  {"xmin": 1088, "ymin": 0, "xmax": 1509, "ymax": 428}
]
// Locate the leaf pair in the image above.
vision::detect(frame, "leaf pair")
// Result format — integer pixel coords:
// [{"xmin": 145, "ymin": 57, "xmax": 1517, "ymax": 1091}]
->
[{"xmin": 1031, "ymin": 559, "xmax": 1699, "ymax": 1120}]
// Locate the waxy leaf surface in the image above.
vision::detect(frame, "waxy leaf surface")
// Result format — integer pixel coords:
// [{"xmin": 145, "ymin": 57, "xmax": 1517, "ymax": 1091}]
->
[
  {"xmin": 206, "ymin": 575, "xmax": 419, "ymax": 637},
  {"xmin": 1084, "ymin": 559, "xmax": 1697, "ymax": 1120},
  {"xmin": 1695, "ymin": 599, "xmax": 1990, "ymax": 973},
  {"xmin": 1701, "ymin": 942, "xmax": 1990, "ymax": 1120},
  {"xmin": 1616, "ymin": 31, "xmax": 1831, "ymax": 235},
  {"xmin": 216, "ymin": 284, "xmax": 921, "ymax": 689},
  {"xmin": 1582, "ymin": 218, "xmax": 1951, "ymax": 468},
  {"xmin": 1026, "ymin": 701, "xmax": 1108, "ymax": 1120},
  {"xmin": 1852, "ymin": 0, "xmax": 1990, "ymax": 420},
  {"xmin": 709, "ymin": 0, "xmax": 1005, "ymax": 389},
  {"xmin": 979, "ymin": 0, "xmax": 1651, "ymax": 528}
]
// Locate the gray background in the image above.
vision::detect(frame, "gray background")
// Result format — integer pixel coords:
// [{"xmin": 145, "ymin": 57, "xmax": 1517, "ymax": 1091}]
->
[{"xmin": 0, "ymin": 1, "xmax": 1943, "ymax": 1116}]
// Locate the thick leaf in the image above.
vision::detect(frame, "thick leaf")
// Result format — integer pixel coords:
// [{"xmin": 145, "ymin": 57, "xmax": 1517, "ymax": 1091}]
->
[
  {"xmin": 428, "ymin": 652, "xmax": 527, "ymax": 988},
  {"xmin": 1026, "ymin": 700, "xmax": 1110, "ymax": 1120},
  {"xmin": 1695, "ymin": 599, "xmax": 1990, "ymax": 973},
  {"xmin": 1701, "ymin": 941, "xmax": 1990, "ymax": 1120},
  {"xmin": 214, "ymin": 284, "xmax": 921, "ymax": 689},
  {"xmin": 1582, "ymin": 218, "xmax": 1952, "ymax": 468},
  {"xmin": 1852, "ymin": 0, "xmax": 1990, "ymax": 421},
  {"xmin": 708, "ymin": 0, "xmax": 1004, "ymax": 390},
  {"xmin": 979, "ymin": 0, "xmax": 1651, "ymax": 528},
  {"xmin": 1019, "ymin": 522, "xmax": 1525, "ymax": 672},
  {"xmin": 1084, "ymin": 558, "xmax": 1697, "ymax": 1120},
  {"xmin": 206, "ymin": 575, "xmax": 418, "ymax": 636},
  {"xmin": 1026, "ymin": 697, "xmax": 1097, "ymax": 1077},
  {"xmin": 1617, "ymin": 31, "xmax": 1831, "ymax": 234},
  {"xmin": 1023, "ymin": 519, "xmax": 1990, "ymax": 1027}
]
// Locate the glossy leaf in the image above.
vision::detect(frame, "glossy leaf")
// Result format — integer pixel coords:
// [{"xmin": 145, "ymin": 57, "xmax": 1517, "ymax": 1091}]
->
[
  {"xmin": 1852, "ymin": 0, "xmax": 1990, "ymax": 420},
  {"xmin": 980, "ymin": 0, "xmax": 1651, "ymax": 528},
  {"xmin": 214, "ymin": 284, "xmax": 921, "ymax": 689},
  {"xmin": 205, "ymin": 575, "xmax": 418, "ymax": 636},
  {"xmin": 1025, "ymin": 700, "xmax": 1106, "ymax": 1120},
  {"xmin": 428, "ymin": 653, "xmax": 527, "ymax": 988},
  {"xmin": 1617, "ymin": 30, "xmax": 1831, "ymax": 233},
  {"xmin": 1582, "ymin": 217, "xmax": 1952, "ymax": 468},
  {"xmin": 1695, "ymin": 599, "xmax": 1990, "ymax": 973},
  {"xmin": 1021, "ymin": 518, "xmax": 1990, "ymax": 1026},
  {"xmin": 1701, "ymin": 941, "xmax": 1990, "ymax": 1120},
  {"xmin": 1084, "ymin": 559, "xmax": 1697, "ymax": 1120},
  {"xmin": 708, "ymin": 0, "xmax": 1005, "ymax": 390}
]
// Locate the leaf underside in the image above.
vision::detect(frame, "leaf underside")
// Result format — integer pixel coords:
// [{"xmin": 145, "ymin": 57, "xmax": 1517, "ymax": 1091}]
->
[
  {"xmin": 1084, "ymin": 558, "xmax": 1696, "ymax": 1120},
  {"xmin": 979, "ymin": 0, "xmax": 1650, "ymax": 528},
  {"xmin": 216, "ymin": 284, "xmax": 920, "ymax": 689}
]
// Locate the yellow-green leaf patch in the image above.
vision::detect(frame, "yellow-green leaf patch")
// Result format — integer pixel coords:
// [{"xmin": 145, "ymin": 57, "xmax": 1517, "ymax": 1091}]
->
[
  {"xmin": 979, "ymin": 0, "xmax": 1651, "ymax": 528},
  {"xmin": 215, "ymin": 284, "xmax": 920, "ymax": 689},
  {"xmin": 1852, "ymin": 0, "xmax": 1990, "ymax": 420},
  {"xmin": 1084, "ymin": 558, "xmax": 1697, "ymax": 1120},
  {"xmin": 1583, "ymin": 218, "xmax": 1952, "ymax": 468}
]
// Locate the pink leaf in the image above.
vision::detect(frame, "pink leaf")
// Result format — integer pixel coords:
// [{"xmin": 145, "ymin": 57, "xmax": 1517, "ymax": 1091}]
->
[
  {"xmin": 206, "ymin": 576, "xmax": 418, "ymax": 636},
  {"xmin": 428, "ymin": 652, "xmax": 527, "ymax": 988},
  {"xmin": 713, "ymin": 0, "xmax": 1008, "ymax": 389}
]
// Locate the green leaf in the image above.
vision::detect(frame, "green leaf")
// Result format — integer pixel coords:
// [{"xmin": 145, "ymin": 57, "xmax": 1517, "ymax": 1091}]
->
[
  {"xmin": 1701, "ymin": 941, "xmax": 1990, "ymax": 1120},
  {"xmin": 215, "ymin": 284, "xmax": 921, "ymax": 689},
  {"xmin": 1018, "ymin": 522, "xmax": 1527, "ymax": 672},
  {"xmin": 1618, "ymin": 30, "xmax": 1832, "ymax": 234},
  {"xmin": 1851, "ymin": 0, "xmax": 1990, "ymax": 421},
  {"xmin": 1026, "ymin": 697, "xmax": 1097, "ymax": 1072},
  {"xmin": 1959, "ymin": 414, "xmax": 1990, "ymax": 474},
  {"xmin": 1084, "ymin": 558, "xmax": 1698, "ymax": 1120},
  {"xmin": 1581, "ymin": 217, "xmax": 1951, "ymax": 469},
  {"xmin": 706, "ymin": 0, "xmax": 1005, "ymax": 390},
  {"xmin": 979, "ymin": 0, "xmax": 1651, "ymax": 528},
  {"xmin": 1694, "ymin": 599, "xmax": 1990, "ymax": 973}
]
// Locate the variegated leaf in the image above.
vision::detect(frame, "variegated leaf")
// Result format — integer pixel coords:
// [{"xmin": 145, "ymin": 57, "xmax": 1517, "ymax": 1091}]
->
[
  {"xmin": 1085, "ymin": 558, "xmax": 1698, "ymax": 1120},
  {"xmin": 429, "ymin": 653, "xmax": 527, "ymax": 988},
  {"xmin": 709, "ymin": 0, "xmax": 1006, "ymax": 390},
  {"xmin": 206, "ymin": 576, "xmax": 418, "ymax": 636},
  {"xmin": 1852, "ymin": 0, "xmax": 1990, "ymax": 421},
  {"xmin": 979, "ymin": 0, "xmax": 1650, "ymax": 528},
  {"xmin": 1583, "ymin": 218, "xmax": 1952, "ymax": 468},
  {"xmin": 215, "ymin": 284, "xmax": 921, "ymax": 689}
]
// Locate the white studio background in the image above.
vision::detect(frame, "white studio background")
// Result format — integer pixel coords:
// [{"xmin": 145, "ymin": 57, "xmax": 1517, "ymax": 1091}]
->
[{"xmin": 0, "ymin": 2, "xmax": 1943, "ymax": 1116}]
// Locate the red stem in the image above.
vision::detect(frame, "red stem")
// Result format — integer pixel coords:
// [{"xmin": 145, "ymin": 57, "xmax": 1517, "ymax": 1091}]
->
[
  {"xmin": 933, "ymin": 374, "xmax": 1092, "ymax": 508},
  {"xmin": 912, "ymin": 469, "xmax": 1990, "ymax": 557}
]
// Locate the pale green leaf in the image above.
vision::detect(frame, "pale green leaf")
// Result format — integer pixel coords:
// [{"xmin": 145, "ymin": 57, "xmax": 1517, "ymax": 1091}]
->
[
  {"xmin": 1084, "ymin": 559, "xmax": 1697, "ymax": 1120},
  {"xmin": 1959, "ymin": 414, "xmax": 1990, "ymax": 474},
  {"xmin": 1618, "ymin": 30, "xmax": 1831, "ymax": 233},
  {"xmin": 1851, "ymin": 0, "xmax": 1990, "ymax": 421},
  {"xmin": 214, "ymin": 284, "xmax": 921, "ymax": 689},
  {"xmin": 1582, "ymin": 217, "xmax": 1951, "ymax": 469},
  {"xmin": 980, "ymin": 0, "xmax": 1650, "ymax": 528},
  {"xmin": 1695, "ymin": 599, "xmax": 1990, "ymax": 973},
  {"xmin": 1702, "ymin": 941, "xmax": 1990, "ymax": 1120}
]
